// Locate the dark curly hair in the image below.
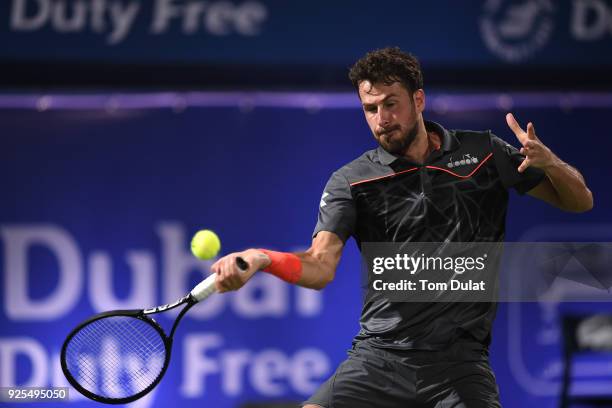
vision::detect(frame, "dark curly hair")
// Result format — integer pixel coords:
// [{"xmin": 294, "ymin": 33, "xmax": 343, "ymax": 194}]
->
[{"xmin": 348, "ymin": 47, "xmax": 423, "ymax": 95}]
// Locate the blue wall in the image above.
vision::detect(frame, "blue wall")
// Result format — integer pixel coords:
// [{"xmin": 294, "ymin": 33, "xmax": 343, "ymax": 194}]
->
[{"xmin": 0, "ymin": 92, "xmax": 610, "ymax": 407}]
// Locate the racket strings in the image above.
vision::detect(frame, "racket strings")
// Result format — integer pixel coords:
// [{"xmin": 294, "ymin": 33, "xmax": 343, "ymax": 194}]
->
[
  {"xmin": 68, "ymin": 317, "xmax": 165, "ymax": 397},
  {"xmin": 64, "ymin": 315, "xmax": 167, "ymax": 399},
  {"xmin": 69, "ymin": 325, "xmax": 157, "ymax": 396},
  {"xmin": 81, "ymin": 318, "xmax": 163, "ymax": 390},
  {"xmin": 71, "ymin": 319, "xmax": 159, "ymax": 374}
]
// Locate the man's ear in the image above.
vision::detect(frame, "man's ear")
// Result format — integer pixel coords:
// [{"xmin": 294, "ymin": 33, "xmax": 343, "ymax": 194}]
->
[{"xmin": 413, "ymin": 89, "xmax": 425, "ymax": 113}]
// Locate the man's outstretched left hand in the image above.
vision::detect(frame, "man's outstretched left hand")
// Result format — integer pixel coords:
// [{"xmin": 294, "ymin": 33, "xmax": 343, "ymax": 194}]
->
[{"xmin": 506, "ymin": 112, "xmax": 557, "ymax": 173}]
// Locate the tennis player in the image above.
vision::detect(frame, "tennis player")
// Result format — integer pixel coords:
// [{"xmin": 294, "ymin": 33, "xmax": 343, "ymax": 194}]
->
[{"xmin": 211, "ymin": 47, "xmax": 593, "ymax": 407}]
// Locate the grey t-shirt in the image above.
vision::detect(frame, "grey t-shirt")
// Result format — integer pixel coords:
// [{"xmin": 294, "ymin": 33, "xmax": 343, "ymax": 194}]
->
[{"xmin": 314, "ymin": 121, "xmax": 545, "ymax": 349}]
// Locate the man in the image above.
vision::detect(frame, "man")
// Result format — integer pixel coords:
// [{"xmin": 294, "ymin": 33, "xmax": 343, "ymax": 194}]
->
[{"xmin": 211, "ymin": 47, "xmax": 593, "ymax": 407}]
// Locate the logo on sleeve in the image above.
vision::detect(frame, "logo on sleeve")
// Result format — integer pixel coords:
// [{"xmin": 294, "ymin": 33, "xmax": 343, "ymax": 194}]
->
[{"xmin": 320, "ymin": 192, "xmax": 329, "ymax": 207}]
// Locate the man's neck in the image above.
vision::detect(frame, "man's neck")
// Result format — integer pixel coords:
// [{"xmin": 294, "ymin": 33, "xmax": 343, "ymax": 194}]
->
[{"xmin": 403, "ymin": 126, "xmax": 440, "ymax": 164}]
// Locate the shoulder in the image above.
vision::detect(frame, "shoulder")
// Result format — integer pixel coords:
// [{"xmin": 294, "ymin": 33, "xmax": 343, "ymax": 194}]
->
[
  {"xmin": 449, "ymin": 128, "xmax": 514, "ymax": 156},
  {"xmin": 330, "ymin": 149, "xmax": 381, "ymax": 183},
  {"xmin": 452, "ymin": 128, "xmax": 494, "ymax": 145}
]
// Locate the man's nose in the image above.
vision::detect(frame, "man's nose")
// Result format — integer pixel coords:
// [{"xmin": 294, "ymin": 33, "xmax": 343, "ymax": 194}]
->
[{"xmin": 377, "ymin": 108, "xmax": 391, "ymax": 127}]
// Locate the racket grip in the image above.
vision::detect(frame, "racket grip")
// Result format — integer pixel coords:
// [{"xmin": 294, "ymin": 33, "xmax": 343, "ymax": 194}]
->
[
  {"xmin": 190, "ymin": 273, "xmax": 216, "ymax": 302},
  {"xmin": 190, "ymin": 257, "xmax": 250, "ymax": 302}
]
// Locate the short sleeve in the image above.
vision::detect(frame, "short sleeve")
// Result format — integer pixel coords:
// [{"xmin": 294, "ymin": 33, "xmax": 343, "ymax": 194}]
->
[
  {"xmin": 312, "ymin": 170, "xmax": 356, "ymax": 242},
  {"xmin": 490, "ymin": 134, "xmax": 546, "ymax": 195}
]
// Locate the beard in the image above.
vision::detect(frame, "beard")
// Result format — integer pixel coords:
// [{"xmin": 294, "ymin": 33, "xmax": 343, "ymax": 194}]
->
[{"xmin": 376, "ymin": 121, "xmax": 419, "ymax": 156}]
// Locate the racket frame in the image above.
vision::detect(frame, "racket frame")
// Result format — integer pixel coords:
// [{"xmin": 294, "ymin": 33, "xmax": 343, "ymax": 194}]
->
[
  {"xmin": 61, "ymin": 257, "xmax": 248, "ymax": 404},
  {"xmin": 60, "ymin": 295, "xmax": 197, "ymax": 404}
]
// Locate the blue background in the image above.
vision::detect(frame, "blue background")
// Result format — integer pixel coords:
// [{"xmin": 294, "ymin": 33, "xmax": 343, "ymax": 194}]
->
[{"xmin": 0, "ymin": 92, "xmax": 611, "ymax": 407}]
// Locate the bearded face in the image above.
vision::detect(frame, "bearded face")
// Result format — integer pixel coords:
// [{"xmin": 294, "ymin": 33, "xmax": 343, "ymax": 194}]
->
[
  {"xmin": 375, "ymin": 110, "xmax": 419, "ymax": 155},
  {"xmin": 358, "ymin": 81, "xmax": 423, "ymax": 156}
]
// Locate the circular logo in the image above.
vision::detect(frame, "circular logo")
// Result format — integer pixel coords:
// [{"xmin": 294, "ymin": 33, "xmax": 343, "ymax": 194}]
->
[{"xmin": 480, "ymin": 0, "xmax": 555, "ymax": 63}]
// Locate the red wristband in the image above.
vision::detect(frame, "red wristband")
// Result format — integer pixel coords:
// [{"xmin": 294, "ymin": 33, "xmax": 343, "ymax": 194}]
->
[{"xmin": 258, "ymin": 249, "xmax": 303, "ymax": 284}]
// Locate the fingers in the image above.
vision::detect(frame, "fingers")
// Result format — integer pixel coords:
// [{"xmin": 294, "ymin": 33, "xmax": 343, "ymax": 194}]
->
[
  {"xmin": 511, "ymin": 118, "xmax": 548, "ymax": 172},
  {"xmin": 526, "ymin": 122, "xmax": 538, "ymax": 140},
  {"xmin": 218, "ymin": 257, "xmax": 233, "ymax": 292},
  {"xmin": 211, "ymin": 257, "xmax": 227, "ymax": 292},
  {"xmin": 225, "ymin": 261, "xmax": 244, "ymax": 289},
  {"xmin": 506, "ymin": 113, "xmax": 526, "ymax": 143},
  {"xmin": 524, "ymin": 140, "xmax": 537, "ymax": 148},
  {"xmin": 520, "ymin": 140, "xmax": 536, "ymax": 156},
  {"xmin": 212, "ymin": 255, "xmax": 247, "ymax": 293},
  {"xmin": 517, "ymin": 157, "xmax": 531, "ymax": 173}
]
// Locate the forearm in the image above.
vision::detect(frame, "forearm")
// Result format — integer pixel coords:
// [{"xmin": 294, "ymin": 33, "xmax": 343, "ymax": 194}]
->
[
  {"xmin": 259, "ymin": 232, "xmax": 344, "ymax": 290},
  {"xmin": 293, "ymin": 248, "xmax": 340, "ymax": 290},
  {"xmin": 507, "ymin": 114, "xmax": 593, "ymax": 212},
  {"xmin": 542, "ymin": 155, "xmax": 593, "ymax": 212},
  {"xmin": 212, "ymin": 232, "xmax": 344, "ymax": 293}
]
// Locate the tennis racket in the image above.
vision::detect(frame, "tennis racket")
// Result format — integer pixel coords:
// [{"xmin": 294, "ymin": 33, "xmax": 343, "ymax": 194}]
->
[{"xmin": 61, "ymin": 257, "xmax": 249, "ymax": 404}]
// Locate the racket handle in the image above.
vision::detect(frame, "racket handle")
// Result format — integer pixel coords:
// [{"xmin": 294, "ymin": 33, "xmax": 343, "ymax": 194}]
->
[
  {"xmin": 190, "ymin": 257, "xmax": 250, "ymax": 302},
  {"xmin": 236, "ymin": 256, "xmax": 249, "ymax": 271}
]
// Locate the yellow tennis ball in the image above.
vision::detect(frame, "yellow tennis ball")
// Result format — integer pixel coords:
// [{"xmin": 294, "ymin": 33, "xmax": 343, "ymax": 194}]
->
[{"xmin": 190, "ymin": 230, "xmax": 221, "ymax": 260}]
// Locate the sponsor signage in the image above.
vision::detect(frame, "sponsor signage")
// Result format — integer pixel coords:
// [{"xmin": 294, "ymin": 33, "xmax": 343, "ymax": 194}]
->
[{"xmin": 1, "ymin": 0, "xmax": 611, "ymax": 66}]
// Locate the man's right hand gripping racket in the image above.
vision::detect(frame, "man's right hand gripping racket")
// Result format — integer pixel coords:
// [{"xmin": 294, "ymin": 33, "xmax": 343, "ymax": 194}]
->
[{"xmin": 60, "ymin": 257, "xmax": 249, "ymax": 404}]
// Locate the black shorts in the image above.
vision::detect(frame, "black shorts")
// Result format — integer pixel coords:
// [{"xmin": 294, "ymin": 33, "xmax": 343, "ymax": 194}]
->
[{"xmin": 303, "ymin": 340, "xmax": 502, "ymax": 408}]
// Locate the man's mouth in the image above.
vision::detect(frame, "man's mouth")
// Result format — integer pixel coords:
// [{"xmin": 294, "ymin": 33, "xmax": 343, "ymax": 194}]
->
[{"xmin": 379, "ymin": 127, "xmax": 400, "ymax": 137}]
